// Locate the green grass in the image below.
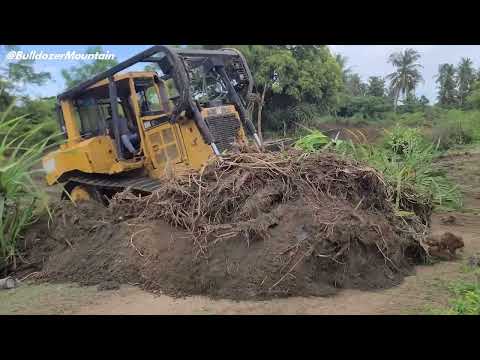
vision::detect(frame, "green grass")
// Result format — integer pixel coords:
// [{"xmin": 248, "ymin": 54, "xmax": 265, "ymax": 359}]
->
[{"xmin": 428, "ymin": 267, "xmax": 480, "ymax": 315}]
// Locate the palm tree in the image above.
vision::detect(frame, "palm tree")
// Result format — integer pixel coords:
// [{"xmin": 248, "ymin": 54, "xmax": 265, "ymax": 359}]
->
[
  {"xmin": 456, "ymin": 57, "xmax": 475, "ymax": 106},
  {"xmin": 436, "ymin": 63, "xmax": 458, "ymax": 107},
  {"xmin": 335, "ymin": 54, "xmax": 352, "ymax": 84},
  {"xmin": 346, "ymin": 73, "xmax": 367, "ymax": 96},
  {"xmin": 386, "ymin": 49, "xmax": 424, "ymax": 112}
]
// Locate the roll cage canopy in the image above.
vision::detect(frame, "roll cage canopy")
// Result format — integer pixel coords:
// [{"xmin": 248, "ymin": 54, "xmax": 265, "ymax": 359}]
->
[{"xmin": 58, "ymin": 46, "xmax": 260, "ymax": 157}]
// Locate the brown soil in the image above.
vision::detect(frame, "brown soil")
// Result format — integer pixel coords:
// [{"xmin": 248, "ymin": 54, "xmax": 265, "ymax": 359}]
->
[
  {"xmin": 5, "ymin": 147, "xmax": 479, "ymax": 315},
  {"xmin": 64, "ymin": 178, "xmax": 480, "ymax": 315},
  {"xmin": 20, "ymin": 150, "xmax": 429, "ymax": 301},
  {"xmin": 435, "ymin": 149, "xmax": 480, "ymax": 211}
]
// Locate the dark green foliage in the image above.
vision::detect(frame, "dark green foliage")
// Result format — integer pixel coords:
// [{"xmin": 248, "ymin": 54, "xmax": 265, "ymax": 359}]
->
[
  {"xmin": 337, "ymin": 95, "xmax": 393, "ymax": 119},
  {"xmin": 465, "ymin": 81, "xmax": 480, "ymax": 110},
  {"xmin": 366, "ymin": 76, "xmax": 386, "ymax": 97},
  {"xmin": 398, "ymin": 94, "xmax": 429, "ymax": 114},
  {"xmin": 436, "ymin": 63, "xmax": 458, "ymax": 108},
  {"xmin": 229, "ymin": 45, "xmax": 343, "ymax": 134},
  {"xmin": 457, "ymin": 58, "xmax": 476, "ymax": 107},
  {"xmin": 345, "ymin": 74, "xmax": 367, "ymax": 96}
]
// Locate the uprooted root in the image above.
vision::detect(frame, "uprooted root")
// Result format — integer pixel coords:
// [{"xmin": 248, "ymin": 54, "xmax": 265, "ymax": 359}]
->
[
  {"xmin": 112, "ymin": 150, "xmax": 429, "ymax": 250},
  {"xmin": 100, "ymin": 150, "xmax": 429, "ymax": 298}
]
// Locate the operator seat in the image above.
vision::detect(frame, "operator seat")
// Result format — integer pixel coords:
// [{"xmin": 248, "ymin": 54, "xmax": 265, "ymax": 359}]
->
[{"xmin": 105, "ymin": 109, "xmax": 140, "ymax": 157}]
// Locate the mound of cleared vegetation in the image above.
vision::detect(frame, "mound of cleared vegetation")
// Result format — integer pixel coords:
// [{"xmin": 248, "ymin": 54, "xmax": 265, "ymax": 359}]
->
[{"xmin": 22, "ymin": 149, "xmax": 431, "ymax": 300}]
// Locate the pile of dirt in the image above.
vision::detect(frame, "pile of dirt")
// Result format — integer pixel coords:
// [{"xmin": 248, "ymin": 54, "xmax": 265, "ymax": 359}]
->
[{"xmin": 22, "ymin": 149, "xmax": 431, "ymax": 300}]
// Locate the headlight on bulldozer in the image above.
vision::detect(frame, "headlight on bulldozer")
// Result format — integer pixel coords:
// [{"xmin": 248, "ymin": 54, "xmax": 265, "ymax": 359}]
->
[{"xmin": 42, "ymin": 158, "xmax": 56, "ymax": 174}]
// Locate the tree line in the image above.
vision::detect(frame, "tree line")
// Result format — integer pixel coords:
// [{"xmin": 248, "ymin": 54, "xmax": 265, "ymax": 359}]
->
[
  {"xmin": 199, "ymin": 46, "xmax": 480, "ymax": 138},
  {"xmin": 1, "ymin": 45, "xmax": 480, "ymax": 144}
]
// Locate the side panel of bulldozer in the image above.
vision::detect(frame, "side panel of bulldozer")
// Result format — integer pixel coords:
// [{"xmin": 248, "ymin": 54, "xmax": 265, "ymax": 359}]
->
[
  {"xmin": 42, "ymin": 136, "xmax": 143, "ymax": 185},
  {"xmin": 141, "ymin": 106, "xmax": 248, "ymax": 176},
  {"xmin": 177, "ymin": 119, "xmax": 216, "ymax": 170}
]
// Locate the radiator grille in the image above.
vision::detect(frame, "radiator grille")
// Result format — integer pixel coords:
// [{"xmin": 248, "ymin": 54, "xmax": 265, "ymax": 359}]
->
[{"xmin": 205, "ymin": 114, "xmax": 241, "ymax": 153}]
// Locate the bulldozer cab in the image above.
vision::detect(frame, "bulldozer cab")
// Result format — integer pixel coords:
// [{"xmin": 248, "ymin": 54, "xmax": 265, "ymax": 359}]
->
[
  {"xmin": 60, "ymin": 72, "xmax": 173, "ymax": 159},
  {"xmin": 44, "ymin": 46, "xmax": 261, "ymax": 187}
]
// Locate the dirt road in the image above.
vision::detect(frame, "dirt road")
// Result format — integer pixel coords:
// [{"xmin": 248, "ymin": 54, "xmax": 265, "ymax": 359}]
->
[{"xmin": 2, "ymin": 149, "xmax": 479, "ymax": 315}]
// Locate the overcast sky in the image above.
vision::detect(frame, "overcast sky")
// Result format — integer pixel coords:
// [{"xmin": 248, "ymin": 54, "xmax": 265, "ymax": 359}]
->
[
  {"xmin": 12, "ymin": 45, "xmax": 480, "ymax": 103},
  {"xmin": 330, "ymin": 45, "xmax": 480, "ymax": 102}
]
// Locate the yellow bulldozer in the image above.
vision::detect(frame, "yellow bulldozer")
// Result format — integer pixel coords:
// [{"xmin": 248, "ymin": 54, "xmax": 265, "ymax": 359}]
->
[{"xmin": 42, "ymin": 46, "xmax": 262, "ymax": 203}]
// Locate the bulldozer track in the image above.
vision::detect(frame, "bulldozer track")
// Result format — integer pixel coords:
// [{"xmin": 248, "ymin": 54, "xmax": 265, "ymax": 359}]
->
[{"xmin": 67, "ymin": 172, "xmax": 163, "ymax": 193}]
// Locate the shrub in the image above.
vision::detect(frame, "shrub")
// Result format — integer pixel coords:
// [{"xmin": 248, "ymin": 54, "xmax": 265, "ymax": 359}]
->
[
  {"xmin": 397, "ymin": 112, "xmax": 428, "ymax": 127},
  {"xmin": 447, "ymin": 280, "xmax": 480, "ymax": 315},
  {"xmin": 337, "ymin": 95, "xmax": 393, "ymax": 119},
  {"xmin": 432, "ymin": 271, "xmax": 480, "ymax": 315},
  {"xmin": 383, "ymin": 125, "xmax": 427, "ymax": 155},
  {"xmin": 429, "ymin": 110, "xmax": 480, "ymax": 150},
  {"xmin": 294, "ymin": 129, "xmax": 330, "ymax": 151}
]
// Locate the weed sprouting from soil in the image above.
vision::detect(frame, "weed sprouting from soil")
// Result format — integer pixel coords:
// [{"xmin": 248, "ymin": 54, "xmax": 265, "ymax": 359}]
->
[{"xmin": 429, "ymin": 266, "xmax": 480, "ymax": 315}]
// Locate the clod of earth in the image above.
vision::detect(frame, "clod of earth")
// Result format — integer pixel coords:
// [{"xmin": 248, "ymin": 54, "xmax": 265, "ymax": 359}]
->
[
  {"xmin": 424, "ymin": 232, "xmax": 465, "ymax": 261},
  {"xmin": 440, "ymin": 215, "xmax": 457, "ymax": 225},
  {"xmin": 21, "ymin": 149, "xmax": 433, "ymax": 300}
]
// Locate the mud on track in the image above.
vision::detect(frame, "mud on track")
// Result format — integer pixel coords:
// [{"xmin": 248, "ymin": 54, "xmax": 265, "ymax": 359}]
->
[{"xmin": 22, "ymin": 150, "xmax": 430, "ymax": 300}]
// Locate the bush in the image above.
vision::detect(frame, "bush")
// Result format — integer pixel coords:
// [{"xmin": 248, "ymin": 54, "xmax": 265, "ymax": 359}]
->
[
  {"xmin": 263, "ymin": 103, "xmax": 324, "ymax": 135},
  {"xmin": 383, "ymin": 125, "xmax": 427, "ymax": 155},
  {"xmin": 397, "ymin": 112, "xmax": 428, "ymax": 127},
  {"xmin": 294, "ymin": 129, "xmax": 330, "ymax": 151},
  {"xmin": 447, "ymin": 280, "xmax": 480, "ymax": 315},
  {"xmin": 313, "ymin": 125, "xmax": 462, "ymax": 211},
  {"xmin": 429, "ymin": 110, "xmax": 480, "ymax": 150},
  {"xmin": 337, "ymin": 95, "xmax": 393, "ymax": 119},
  {"xmin": 465, "ymin": 84, "xmax": 480, "ymax": 110},
  {"xmin": 433, "ymin": 270, "xmax": 480, "ymax": 315}
]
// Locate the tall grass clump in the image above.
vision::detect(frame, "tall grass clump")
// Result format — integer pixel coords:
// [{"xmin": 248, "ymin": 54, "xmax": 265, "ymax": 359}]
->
[
  {"xmin": 295, "ymin": 125, "xmax": 462, "ymax": 212},
  {"xmin": 429, "ymin": 110, "xmax": 480, "ymax": 150},
  {"xmin": 0, "ymin": 106, "xmax": 53, "ymax": 273}
]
